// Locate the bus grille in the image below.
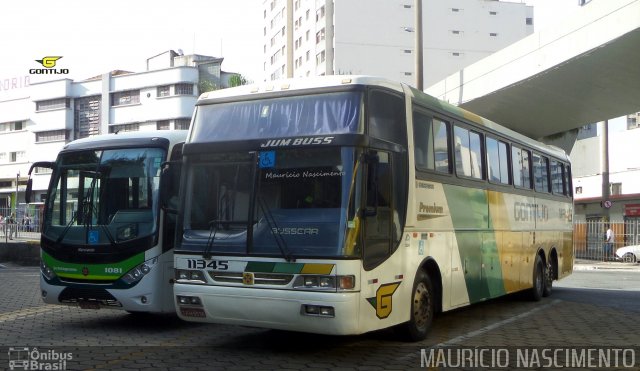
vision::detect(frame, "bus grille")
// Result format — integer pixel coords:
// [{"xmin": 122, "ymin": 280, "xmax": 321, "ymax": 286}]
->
[
  {"xmin": 58, "ymin": 287, "xmax": 122, "ymax": 307},
  {"xmin": 208, "ymin": 271, "xmax": 294, "ymax": 285}
]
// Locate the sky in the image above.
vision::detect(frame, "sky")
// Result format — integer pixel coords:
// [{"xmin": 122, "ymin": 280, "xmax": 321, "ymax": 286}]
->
[{"xmin": 1, "ymin": 0, "xmax": 581, "ymax": 87}]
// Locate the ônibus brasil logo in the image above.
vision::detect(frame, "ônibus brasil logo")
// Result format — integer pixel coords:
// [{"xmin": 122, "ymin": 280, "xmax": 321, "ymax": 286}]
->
[{"xmin": 30, "ymin": 56, "xmax": 69, "ymax": 75}]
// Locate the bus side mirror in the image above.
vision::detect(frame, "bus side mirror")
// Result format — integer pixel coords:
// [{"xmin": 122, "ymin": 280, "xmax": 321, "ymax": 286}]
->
[
  {"xmin": 25, "ymin": 161, "xmax": 54, "ymax": 204},
  {"xmin": 160, "ymin": 161, "xmax": 180, "ymax": 214}
]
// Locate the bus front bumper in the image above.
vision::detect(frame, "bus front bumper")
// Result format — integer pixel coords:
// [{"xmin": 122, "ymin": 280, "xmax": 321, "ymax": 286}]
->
[{"xmin": 174, "ymin": 283, "xmax": 361, "ymax": 335}]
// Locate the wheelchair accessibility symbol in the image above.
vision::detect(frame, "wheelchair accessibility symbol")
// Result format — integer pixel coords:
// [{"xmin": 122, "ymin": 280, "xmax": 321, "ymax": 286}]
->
[
  {"xmin": 88, "ymin": 230, "xmax": 99, "ymax": 244},
  {"xmin": 259, "ymin": 151, "xmax": 275, "ymax": 168}
]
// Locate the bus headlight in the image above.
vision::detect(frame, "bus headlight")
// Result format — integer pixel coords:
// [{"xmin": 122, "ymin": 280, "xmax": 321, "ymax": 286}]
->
[
  {"xmin": 121, "ymin": 257, "xmax": 158, "ymax": 285},
  {"xmin": 175, "ymin": 269, "xmax": 206, "ymax": 283},
  {"xmin": 41, "ymin": 260, "xmax": 57, "ymax": 281},
  {"xmin": 293, "ymin": 275, "xmax": 355, "ymax": 291}
]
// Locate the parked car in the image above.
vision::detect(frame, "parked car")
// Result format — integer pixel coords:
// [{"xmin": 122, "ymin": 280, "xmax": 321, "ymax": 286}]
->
[{"xmin": 615, "ymin": 245, "xmax": 640, "ymax": 263}]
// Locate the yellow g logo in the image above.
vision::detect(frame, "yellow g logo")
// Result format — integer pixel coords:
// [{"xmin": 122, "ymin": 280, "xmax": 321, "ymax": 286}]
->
[
  {"xmin": 366, "ymin": 282, "xmax": 401, "ymax": 319},
  {"xmin": 242, "ymin": 272, "xmax": 254, "ymax": 285},
  {"xmin": 35, "ymin": 56, "xmax": 62, "ymax": 68}
]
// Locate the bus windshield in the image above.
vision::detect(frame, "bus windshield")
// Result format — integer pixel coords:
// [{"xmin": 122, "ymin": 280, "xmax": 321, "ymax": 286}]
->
[
  {"xmin": 182, "ymin": 147, "xmax": 362, "ymax": 258},
  {"xmin": 43, "ymin": 147, "xmax": 166, "ymax": 245},
  {"xmin": 190, "ymin": 91, "xmax": 363, "ymax": 143}
]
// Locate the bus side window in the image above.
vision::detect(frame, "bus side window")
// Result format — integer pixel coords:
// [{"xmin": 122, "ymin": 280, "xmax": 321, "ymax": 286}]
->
[
  {"xmin": 368, "ymin": 90, "xmax": 406, "ymax": 146},
  {"xmin": 363, "ymin": 151, "xmax": 392, "ymax": 270},
  {"xmin": 533, "ymin": 153, "xmax": 550, "ymax": 193}
]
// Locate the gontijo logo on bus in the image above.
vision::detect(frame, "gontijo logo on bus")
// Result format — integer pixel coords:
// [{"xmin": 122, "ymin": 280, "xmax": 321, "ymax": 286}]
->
[{"xmin": 366, "ymin": 282, "xmax": 401, "ymax": 319}]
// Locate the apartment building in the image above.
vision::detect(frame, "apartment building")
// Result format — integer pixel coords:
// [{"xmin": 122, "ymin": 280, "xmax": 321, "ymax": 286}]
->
[{"xmin": 263, "ymin": 0, "xmax": 533, "ymax": 87}]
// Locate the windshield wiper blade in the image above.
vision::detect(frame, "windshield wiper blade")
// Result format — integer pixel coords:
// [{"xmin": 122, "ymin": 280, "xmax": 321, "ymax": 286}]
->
[
  {"xmin": 202, "ymin": 219, "xmax": 219, "ymax": 260},
  {"xmin": 258, "ymin": 196, "xmax": 295, "ymax": 262}
]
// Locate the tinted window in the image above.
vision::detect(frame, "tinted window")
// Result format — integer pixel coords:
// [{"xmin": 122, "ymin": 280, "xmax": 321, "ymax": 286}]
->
[
  {"xmin": 550, "ymin": 160, "xmax": 564, "ymax": 194},
  {"xmin": 413, "ymin": 110, "xmax": 450, "ymax": 173},
  {"xmin": 533, "ymin": 154, "xmax": 550, "ymax": 192},
  {"xmin": 512, "ymin": 146, "xmax": 532, "ymax": 188},
  {"xmin": 454, "ymin": 126, "xmax": 483, "ymax": 179},
  {"xmin": 368, "ymin": 90, "xmax": 406, "ymax": 145},
  {"xmin": 486, "ymin": 137, "xmax": 509, "ymax": 184}
]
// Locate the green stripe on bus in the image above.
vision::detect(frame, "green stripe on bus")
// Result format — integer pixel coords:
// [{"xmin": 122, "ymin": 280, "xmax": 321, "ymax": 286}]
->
[
  {"xmin": 443, "ymin": 185, "xmax": 506, "ymax": 302},
  {"xmin": 41, "ymin": 251, "xmax": 145, "ymax": 281},
  {"xmin": 245, "ymin": 262, "xmax": 333, "ymax": 274}
]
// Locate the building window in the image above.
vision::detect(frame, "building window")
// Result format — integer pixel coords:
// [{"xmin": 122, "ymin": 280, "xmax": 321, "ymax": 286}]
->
[
  {"xmin": 36, "ymin": 130, "xmax": 68, "ymax": 142},
  {"xmin": 74, "ymin": 95, "xmax": 102, "ymax": 139},
  {"xmin": 175, "ymin": 119, "xmax": 190, "ymax": 130},
  {"xmin": 451, "ymin": 52, "xmax": 463, "ymax": 57},
  {"xmin": 489, "ymin": 11, "xmax": 497, "ymax": 15},
  {"xmin": 111, "ymin": 90, "xmax": 140, "ymax": 106},
  {"xmin": 627, "ymin": 113, "xmax": 639, "ymax": 129},
  {"xmin": 157, "ymin": 85, "xmax": 170, "ymax": 97},
  {"xmin": 9, "ymin": 151, "xmax": 25, "ymax": 163},
  {"xmin": 109, "ymin": 123, "xmax": 139, "ymax": 133},
  {"xmin": 404, "ymin": 72, "xmax": 412, "ymax": 76},
  {"xmin": 526, "ymin": 17, "xmax": 533, "ymax": 25},
  {"xmin": 157, "ymin": 120, "xmax": 170, "ymax": 130},
  {"xmin": 306, "ymin": 50, "xmax": 310, "ymax": 61},
  {"xmin": 0, "ymin": 121, "xmax": 25, "ymax": 132},
  {"xmin": 490, "ymin": 33, "xmax": 498, "ymax": 37},
  {"xmin": 451, "ymin": 8, "xmax": 461, "ymax": 12},
  {"xmin": 316, "ymin": 28, "xmax": 325, "ymax": 44},
  {"xmin": 404, "ymin": 4, "xmax": 412, "ymax": 9},
  {"xmin": 316, "ymin": 5, "xmax": 325, "ymax": 22},
  {"xmin": 316, "ymin": 50, "xmax": 326, "ymax": 64},
  {"xmin": 175, "ymin": 83, "xmax": 193, "ymax": 95},
  {"xmin": 36, "ymin": 98, "xmax": 70, "ymax": 111}
]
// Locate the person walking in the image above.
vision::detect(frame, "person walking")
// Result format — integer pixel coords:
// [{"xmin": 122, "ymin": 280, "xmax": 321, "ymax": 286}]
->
[
  {"xmin": 7, "ymin": 212, "xmax": 16, "ymax": 240},
  {"xmin": 0, "ymin": 214, "xmax": 4, "ymax": 237},
  {"xmin": 604, "ymin": 224, "xmax": 615, "ymax": 260}
]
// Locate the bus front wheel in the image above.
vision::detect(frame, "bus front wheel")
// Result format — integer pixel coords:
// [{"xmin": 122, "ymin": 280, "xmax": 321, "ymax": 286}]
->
[{"xmin": 399, "ymin": 269, "xmax": 434, "ymax": 341}]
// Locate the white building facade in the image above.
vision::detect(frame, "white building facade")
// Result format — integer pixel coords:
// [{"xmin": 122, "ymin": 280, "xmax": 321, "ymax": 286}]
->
[
  {"xmin": 0, "ymin": 52, "xmax": 228, "ymax": 208},
  {"xmin": 263, "ymin": 0, "xmax": 533, "ymax": 87},
  {"xmin": 570, "ymin": 118, "xmax": 640, "ymax": 245}
]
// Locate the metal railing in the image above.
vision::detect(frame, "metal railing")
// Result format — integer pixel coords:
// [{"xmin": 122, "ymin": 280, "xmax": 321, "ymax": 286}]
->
[
  {"xmin": 0, "ymin": 206, "xmax": 43, "ymax": 242},
  {"xmin": 573, "ymin": 219, "xmax": 638, "ymax": 262}
]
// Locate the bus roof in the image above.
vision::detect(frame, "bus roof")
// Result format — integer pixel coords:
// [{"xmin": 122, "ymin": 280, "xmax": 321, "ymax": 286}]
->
[
  {"xmin": 61, "ymin": 130, "xmax": 188, "ymax": 152},
  {"xmin": 196, "ymin": 75, "xmax": 568, "ymax": 161}
]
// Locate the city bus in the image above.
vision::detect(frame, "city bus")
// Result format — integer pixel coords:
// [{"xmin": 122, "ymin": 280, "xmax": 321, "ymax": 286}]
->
[
  {"xmin": 26, "ymin": 131, "xmax": 187, "ymax": 313},
  {"xmin": 172, "ymin": 76, "xmax": 573, "ymax": 340}
]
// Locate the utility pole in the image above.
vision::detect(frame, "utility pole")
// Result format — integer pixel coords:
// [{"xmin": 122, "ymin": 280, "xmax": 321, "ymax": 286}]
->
[{"xmin": 414, "ymin": 0, "xmax": 424, "ymax": 90}]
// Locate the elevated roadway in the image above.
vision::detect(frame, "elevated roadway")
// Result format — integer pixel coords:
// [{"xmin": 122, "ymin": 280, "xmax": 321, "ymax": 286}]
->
[{"xmin": 426, "ymin": 0, "xmax": 640, "ymax": 141}]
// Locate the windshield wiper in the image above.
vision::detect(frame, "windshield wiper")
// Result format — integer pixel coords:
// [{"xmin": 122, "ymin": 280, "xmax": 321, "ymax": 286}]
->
[
  {"xmin": 257, "ymin": 196, "xmax": 295, "ymax": 262},
  {"xmin": 202, "ymin": 219, "xmax": 219, "ymax": 260}
]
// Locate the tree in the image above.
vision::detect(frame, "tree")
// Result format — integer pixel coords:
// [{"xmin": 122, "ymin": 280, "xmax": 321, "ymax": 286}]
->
[
  {"xmin": 228, "ymin": 74, "xmax": 249, "ymax": 87},
  {"xmin": 198, "ymin": 80, "xmax": 218, "ymax": 94}
]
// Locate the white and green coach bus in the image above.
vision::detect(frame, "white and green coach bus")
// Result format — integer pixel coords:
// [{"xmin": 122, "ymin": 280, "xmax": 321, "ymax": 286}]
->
[
  {"xmin": 173, "ymin": 76, "xmax": 573, "ymax": 340},
  {"xmin": 26, "ymin": 131, "xmax": 187, "ymax": 313}
]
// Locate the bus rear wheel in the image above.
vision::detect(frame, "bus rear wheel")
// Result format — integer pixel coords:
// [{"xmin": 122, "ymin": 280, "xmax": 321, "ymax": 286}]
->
[
  {"xmin": 543, "ymin": 259, "xmax": 554, "ymax": 297},
  {"xmin": 530, "ymin": 255, "xmax": 544, "ymax": 301},
  {"xmin": 399, "ymin": 270, "xmax": 434, "ymax": 341}
]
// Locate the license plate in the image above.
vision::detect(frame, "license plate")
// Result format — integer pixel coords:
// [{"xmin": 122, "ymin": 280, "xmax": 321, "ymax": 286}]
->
[
  {"xmin": 78, "ymin": 301, "xmax": 101, "ymax": 310},
  {"xmin": 180, "ymin": 307, "xmax": 206, "ymax": 318}
]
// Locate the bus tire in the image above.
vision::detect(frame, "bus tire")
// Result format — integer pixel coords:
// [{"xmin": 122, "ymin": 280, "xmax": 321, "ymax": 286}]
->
[
  {"xmin": 398, "ymin": 269, "xmax": 434, "ymax": 342},
  {"xmin": 542, "ymin": 259, "xmax": 553, "ymax": 297},
  {"xmin": 530, "ymin": 255, "xmax": 544, "ymax": 302}
]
